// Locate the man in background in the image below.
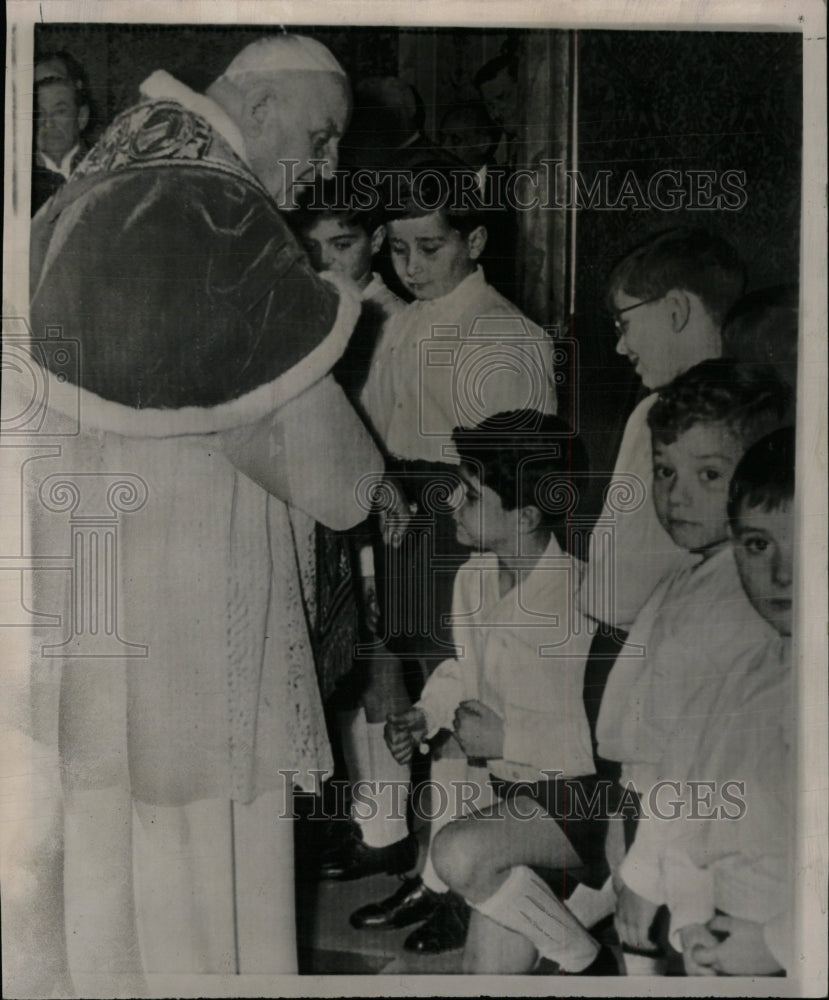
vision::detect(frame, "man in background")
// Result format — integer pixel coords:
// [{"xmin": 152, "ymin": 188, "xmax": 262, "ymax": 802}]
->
[{"xmin": 31, "ymin": 53, "xmax": 92, "ymax": 213}]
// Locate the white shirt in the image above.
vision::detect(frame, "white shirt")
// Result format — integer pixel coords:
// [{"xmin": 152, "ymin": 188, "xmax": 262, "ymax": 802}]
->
[
  {"xmin": 596, "ymin": 544, "xmax": 777, "ymax": 795},
  {"xmin": 580, "ymin": 394, "xmax": 695, "ymax": 629},
  {"xmin": 360, "ymin": 267, "xmax": 557, "ymax": 464},
  {"xmin": 619, "ymin": 635, "xmax": 792, "ymax": 967},
  {"xmin": 39, "ymin": 143, "xmax": 81, "ymax": 179},
  {"xmin": 415, "ymin": 537, "xmax": 596, "ymax": 782}
]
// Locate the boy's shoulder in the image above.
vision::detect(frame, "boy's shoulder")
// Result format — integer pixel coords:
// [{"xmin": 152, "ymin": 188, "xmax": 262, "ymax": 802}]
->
[
  {"xmin": 454, "ymin": 545, "xmax": 583, "ymax": 599},
  {"xmin": 427, "ymin": 268, "xmax": 542, "ymax": 332},
  {"xmin": 656, "ymin": 544, "xmax": 774, "ymax": 647},
  {"xmin": 456, "ymin": 548, "xmax": 500, "ymax": 576},
  {"xmin": 470, "ymin": 276, "xmax": 544, "ymax": 332}
]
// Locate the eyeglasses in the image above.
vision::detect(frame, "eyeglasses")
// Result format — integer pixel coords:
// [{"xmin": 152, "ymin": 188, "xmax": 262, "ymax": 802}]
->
[{"xmin": 612, "ymin": 295, "xmax": 665, "ymax": 335}]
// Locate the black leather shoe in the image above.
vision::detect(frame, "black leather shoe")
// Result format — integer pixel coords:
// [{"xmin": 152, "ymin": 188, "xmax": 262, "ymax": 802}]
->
[
  {"xmin": 318, "ymin": 822, "xmax": 418, "ymax": 881},
  {"xmin": 350, "ymin": 876, "xmax": 441, "ymax": 929},
  {"xmin": 403, "ymin": 891, "xmax": 470, "ymax": 954}
]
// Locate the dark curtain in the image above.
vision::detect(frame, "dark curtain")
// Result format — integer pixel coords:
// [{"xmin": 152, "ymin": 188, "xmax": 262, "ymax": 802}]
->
[{"xmin": 573, "ymin": 30, "xmax": 802, "ymax": 516}]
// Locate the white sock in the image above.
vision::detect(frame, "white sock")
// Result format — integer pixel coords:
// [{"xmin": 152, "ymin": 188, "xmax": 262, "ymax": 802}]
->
[
  {"xmin": 565, "ymin": 875, "xmax": 617, "ymax": 929},
  {"xmin": 340, "ymin": 707, "xmax": 371, "ymax": 785},
  {"xmin": 474, "ymin": 864, "xmax": 600, "ymax": 971},
  {"xmin": 622, "ymin": 950, "xmax": 667, "ymax": 975},
  {"xmin": 351, "ymin": 721, "xmax": 411, "ymax": 848},
  {"xmin": 420, "ymin": 755, "xmax": 469, "ymax": 892}
]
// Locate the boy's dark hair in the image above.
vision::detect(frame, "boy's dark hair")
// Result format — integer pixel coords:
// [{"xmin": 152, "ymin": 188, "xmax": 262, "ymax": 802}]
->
[
  {"xmin": 606, "ymin": 227, "xmax": 746, "ymax": 326},
  {"xmin": 647, "ymin": 358, "xmax": 792, "ymax": 448},
  {"xmin": 727, "ymin": 425, "xmax": 795, "ymax": 527},
  {"xmin": 289, "ymin": 174, "xmax": 385, "ymax": 238},
  {"xmin": 722, "ymin": 284, "xmax": 799, "ymax": 392},
  {"xmin": 452, "ymin": 411, "xmax": 588, "ymax": 541},
  {"xmin": 383, "ymin": 162, "xmax": 489, "ymax": 238}
]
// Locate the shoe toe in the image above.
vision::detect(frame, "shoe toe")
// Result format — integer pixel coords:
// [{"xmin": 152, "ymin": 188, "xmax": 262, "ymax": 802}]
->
[
  {"xmin": 318, "ymin": 832, "xmax": 418, "ymax": 881},
  {"xmin": 403, "ymin": 894, "xmax": 469, "ymax": 954},
  {"xmin": 350, "ymin": 879, "xmax": 439, "ymax": 930},
  {"xmin": 349, "ymin": 903, "xmax": 387, "ymax": 929}
]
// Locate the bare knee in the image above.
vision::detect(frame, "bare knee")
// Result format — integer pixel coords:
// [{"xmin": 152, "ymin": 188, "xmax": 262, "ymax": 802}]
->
[{"xmin": 431, "ymin": 820, "xmax": 489, "ymax": 897}]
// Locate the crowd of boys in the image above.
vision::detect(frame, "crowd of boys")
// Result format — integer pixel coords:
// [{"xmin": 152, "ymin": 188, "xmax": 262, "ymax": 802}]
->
[{"xmin": 287, "ymin": 169, "xmax": 798, "ymax": 976}]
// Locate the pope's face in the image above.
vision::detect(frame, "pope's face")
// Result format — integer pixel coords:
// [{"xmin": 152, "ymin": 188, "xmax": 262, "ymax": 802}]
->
[{"xmin": 246, "ymin": 70, "xmax": 350, "ymax": 208}]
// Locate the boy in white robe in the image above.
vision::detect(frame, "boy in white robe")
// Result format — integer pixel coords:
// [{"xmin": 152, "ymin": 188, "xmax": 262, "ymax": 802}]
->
[
  {"xmin": 592, "ymin": 361, "xmax": 791, "ymax": 958},
  {"xmin": 326, "ymin": 166, "xmax": 558, "ymax": 911},
  {"xmin": 288, "ymin": 174, "xmax": 405, "ymax": 399},
  {"xmin": 386, "ymin": 411, "xmax": 618, "ymax": 974},
  {"xmin": 581, "ymin": 228, "xmax": 745, "ymax": 631},
  {"xmin": 615, "ymin": 427, "xmax": 795, "ymax": 975}
]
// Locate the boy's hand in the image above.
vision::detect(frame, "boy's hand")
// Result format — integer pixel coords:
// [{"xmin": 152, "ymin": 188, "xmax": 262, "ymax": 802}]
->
[
  {"xmin": 678, "ymin": 922, "xmax": 720, "ymax": 976},
  {"xmin": 691, "ymin": 915, "xmax": 784, "ymax": 976},
  {"xmin": 360, "ymin": 575, "xmax": 381, "ymax": 634},
  {"xmin": 614, "ymin": 884, "xmax": 660, "ymax": 953},
  {"xmin": 452, "ymin": 700, "xmax": 504, "ymax": 759},
  {"xmin": 384, "ymin": 707, "xmax": 427, "ymax": 765},
  {"xmin": 376, "ymin": 475, "xmax": 413, "ymax": 548}
]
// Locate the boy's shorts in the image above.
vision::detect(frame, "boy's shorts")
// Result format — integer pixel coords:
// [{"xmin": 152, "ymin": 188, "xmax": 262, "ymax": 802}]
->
[{"xmin": 490, "ymin": 772, "xmax": 624, "ymax": 890}]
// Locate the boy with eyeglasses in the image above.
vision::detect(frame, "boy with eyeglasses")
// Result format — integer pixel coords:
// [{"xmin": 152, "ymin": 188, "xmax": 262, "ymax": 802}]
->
[
  {"xmin": 568, "ymin": 229, "xmax": 746, "ymax": 938},
  {"xmin": 580, "ymin": 227, "xmax": 746, "ymax": 631}
]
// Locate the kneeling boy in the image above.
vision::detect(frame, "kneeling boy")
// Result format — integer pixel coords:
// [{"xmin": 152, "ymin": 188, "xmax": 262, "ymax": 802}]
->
[{"xmin": 386, "ymin": 410, "xmax": 616, "ymax": 974}]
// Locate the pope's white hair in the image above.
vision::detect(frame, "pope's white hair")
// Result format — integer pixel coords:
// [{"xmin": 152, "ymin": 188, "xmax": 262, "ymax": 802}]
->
[{"xmin": 220, "ymin": 35, "xmax": 346, "ymax": 83}]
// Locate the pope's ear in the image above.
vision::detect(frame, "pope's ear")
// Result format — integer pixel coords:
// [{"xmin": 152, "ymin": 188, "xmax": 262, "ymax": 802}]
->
[
  {"xmin": 77, "ymin": 104, "xmax": 90, "ymax": 133},
  {"xmin": 244, "ymin": 87, "xmax": 275, "ymax": 135}
]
